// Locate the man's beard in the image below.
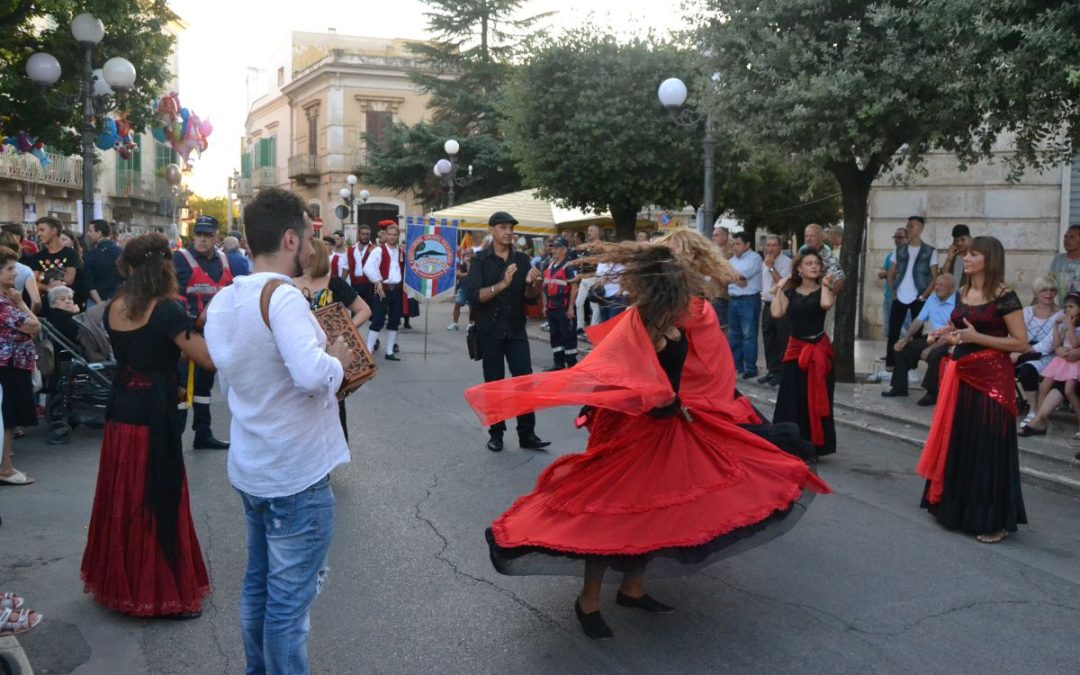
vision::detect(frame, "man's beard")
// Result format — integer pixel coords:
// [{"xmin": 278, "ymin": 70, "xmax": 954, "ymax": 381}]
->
[{"xmin": 292, "ymin": 246, "xmax": 304, "ymax": 277}]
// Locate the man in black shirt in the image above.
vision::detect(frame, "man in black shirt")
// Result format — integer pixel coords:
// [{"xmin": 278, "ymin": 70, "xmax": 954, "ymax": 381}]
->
[
  {"xmin": 32, "ymin": 216, "xmax": 79, "ymax": 287},
  {"xmin": 83, "ymin": 219, "xmax": 123, "ymax": 304},
  {"xmin": 466, "ymin": 211, "xmax": 550, "ymax": 452}
]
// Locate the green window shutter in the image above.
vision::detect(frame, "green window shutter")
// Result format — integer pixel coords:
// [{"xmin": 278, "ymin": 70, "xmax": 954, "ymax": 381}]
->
[
  {"xmin": 241, "ymin": 152, "xmax": 251, "ymax": 177},
  {"xmin": 132, "ymin": 135, "xmax": 142, "ymax": 172},
  {"xmin": 270, "ymin": 136, "xmax": 277, "ymax": 165},
  {"xmin": 258, "ymin": 138, "xmax": 270, "ymax": 167}
]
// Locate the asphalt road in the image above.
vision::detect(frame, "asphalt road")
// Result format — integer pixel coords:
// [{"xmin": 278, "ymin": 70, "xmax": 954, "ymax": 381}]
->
[{"xmin": 5, "ymin": 305, "xmax": 1080, "ymax": 674}]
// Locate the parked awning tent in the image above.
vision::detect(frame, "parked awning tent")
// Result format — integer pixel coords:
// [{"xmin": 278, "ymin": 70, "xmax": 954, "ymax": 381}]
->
[{"xmin": 429, "ymin": 189, "xmax": 612, "ymax": 236}]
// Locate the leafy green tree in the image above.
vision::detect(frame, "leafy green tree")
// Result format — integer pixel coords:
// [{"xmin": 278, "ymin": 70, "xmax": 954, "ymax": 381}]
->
[
  {"xmin": 0, "ymin": 0, "xmax": 175, "ymax": 155},
  {"xmin": 502, "ymin": 32, "xmax": 706, "ymax": 240},
  {"xmin": 696, "ymin": 0, "xmax": 1080, "ymax": 381},
  {"xmin": 365, "ymin": 0, "xmax": 547, "ymax": 208},
  {"xmin": 187, "ymin": 195, "xmax": 232, "ymax": 232}
]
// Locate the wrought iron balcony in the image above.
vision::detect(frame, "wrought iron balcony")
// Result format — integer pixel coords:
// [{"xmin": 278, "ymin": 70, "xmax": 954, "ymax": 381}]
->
[
  {"xmin": 350, "ymin": 149, "xmax": 369, "ymax": 173},
  {"xmin": 288, "ymin": 154, "xmax": 320, "ymax": 180},
  {"xmin": 252, "ymin": 166, "xmax": 277, "ymax": 188},
  {"xmin": 0, "ymin": 151, "xmax": 83, "ymax": 189},
  {"xmin": 236, "ymin": 177, "xmax": 253, "ymax": 198}
]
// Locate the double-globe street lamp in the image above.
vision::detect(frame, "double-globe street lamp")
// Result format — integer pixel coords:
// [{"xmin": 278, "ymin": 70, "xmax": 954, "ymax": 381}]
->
[
  {"xmin": 337, "ymin": 174, "xmax": 370, "ymax": 227},
  {"xmin": 658, "ymin": 77, "xmax": 716, "ymax": 239},
  {"xmin": 26, "ymin": 13, "xmax": 137, "ymax": 234},
  {"xmin": 433, "ymin": 139, "xmax": 473, "ymax": 208}
]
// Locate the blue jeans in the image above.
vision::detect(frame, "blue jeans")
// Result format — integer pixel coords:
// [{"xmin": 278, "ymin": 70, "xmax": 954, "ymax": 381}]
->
[
  {"xmin": 598, "ymin": 294, "xmax": 629, "ymax": 322},
  {"xmin": 238, "ymin": 475, "xmax": 335, "ymax": 675},
  {"xmin": 711, "ymin": 298, "xmax": 729, "ymax": 329},
  {"xmin": 728, "ymin": 293, "xmax": 761, "ymax": 376}
]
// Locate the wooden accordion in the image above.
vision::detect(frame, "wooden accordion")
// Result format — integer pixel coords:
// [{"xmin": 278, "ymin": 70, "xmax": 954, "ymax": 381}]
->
[{"xmin": 314, "ymin": 302, "xmax": 377, "ymax": 400}]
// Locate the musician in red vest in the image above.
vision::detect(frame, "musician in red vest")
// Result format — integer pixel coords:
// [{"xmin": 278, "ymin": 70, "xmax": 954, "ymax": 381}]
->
[
  {"xmin": 363, "ymin": 221, "xmax": 405, "ymax": 361},
  {"xmin": 172, "ymin": 215, "xmax": 232, "ymax": 449},
  {"xmin": 543, "ymin": 236, "xmax": 579, "ymax": 370},
  {"xmin": 346, "ymin": 224, "xmax": 376, "ymax": 310},
  {"xmin": 328, "ymin": 230, "xmax": 351, "ymax": 281}
]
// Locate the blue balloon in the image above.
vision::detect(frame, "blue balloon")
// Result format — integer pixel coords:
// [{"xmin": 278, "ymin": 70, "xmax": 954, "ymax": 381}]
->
[
  {"xmin": 95, "ymin": 117, "xmax": 118, "ymax": 151},
  {"xmin": 151, "ymin": 126, "xmax": 168, "ymax": 143},
  {"xmin": 180, "ymin": 107, "xmax": 191, "ymax": 139}
]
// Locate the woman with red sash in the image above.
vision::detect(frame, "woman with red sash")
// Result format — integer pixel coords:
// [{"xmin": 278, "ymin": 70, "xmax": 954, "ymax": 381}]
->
[
  {"xmin": 916, "ymin": 236, "xmax": 1028, "ymax": 544},
  {"xmin": 465, "ymin": 243, "xmax": 829, "ymax": 640},
  {"xmin": 770, "ymin": 251, "xmax": 838, "ymax": 457}
]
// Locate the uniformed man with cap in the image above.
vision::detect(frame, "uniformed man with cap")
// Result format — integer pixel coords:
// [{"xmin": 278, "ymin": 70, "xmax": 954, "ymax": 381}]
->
[
  {"xmin": 172, "ymin": 215, "xmax": 232, "ymax": 449},
  {"xmin": 466, "ymin": 211, "xmax": 551, "ymax": 452},
  {"xmin": 542, "ymin": 236, "xmax": 579, "ymax": 370}
]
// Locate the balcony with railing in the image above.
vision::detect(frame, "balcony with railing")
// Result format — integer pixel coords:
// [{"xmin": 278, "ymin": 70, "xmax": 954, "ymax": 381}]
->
[
  {"xmin": 350, "ymin": 148, "xmax": 369, "ymax": 173},
  {"xmin": 252, "ymin": 166, "xmax": 278, "ymax": 188},
  {"xmin": 115, "ymin": 170, "xmax": 169, "ymax": 202},
  {"xmin": 0, "ymin": 151, "xmax": 83, "ymax": 189},
  {"xmin": 288, "ymin": 154, "xmax": 320, "ymax": 181},
  {"xmin": 236, "ymin": 177, "xmax": 253, "ymax": 198}
]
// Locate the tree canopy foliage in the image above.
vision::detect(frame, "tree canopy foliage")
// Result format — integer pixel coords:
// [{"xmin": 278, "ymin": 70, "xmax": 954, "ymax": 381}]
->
[{"xmin": 0, "ymin": 0, "xmax": 176, "ymax": 155}]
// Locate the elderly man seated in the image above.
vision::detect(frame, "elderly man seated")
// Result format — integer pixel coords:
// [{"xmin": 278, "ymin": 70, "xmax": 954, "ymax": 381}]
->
[{"xmin": 881, "ymin": 273, "xmax": 957, "ymax": 405}]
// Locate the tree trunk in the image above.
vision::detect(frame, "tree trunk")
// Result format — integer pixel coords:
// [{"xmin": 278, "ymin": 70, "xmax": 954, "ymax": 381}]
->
[
  {"xmin": 829, "ymin": 161, "xmax": 875, "ymax": 383},
  {"xmin": 609, "ymin": 202, "xmax": 639, "ymax": 241}
]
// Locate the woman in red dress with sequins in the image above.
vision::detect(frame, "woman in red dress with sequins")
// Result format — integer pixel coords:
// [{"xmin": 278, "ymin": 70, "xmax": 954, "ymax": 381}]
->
[{"xmin": 916, "ymin": 236, "xmax": 1028, "ymax": 543}]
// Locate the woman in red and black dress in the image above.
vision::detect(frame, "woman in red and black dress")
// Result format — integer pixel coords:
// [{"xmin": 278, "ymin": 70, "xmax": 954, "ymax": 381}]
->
[
  {"xmin": 770, "ymin": 251, "xmax": 838, "ymax": 457},
  {"xmin": 465, "ymin": 243, "xmax": 829, "ymax": 640},
  {"xmin": 916, "ymin": 236, "xmax": 1028, "ymax": 544},
  {"xmin": 81, "ymin": 234, "xmax": 214, "ymax": 618}
]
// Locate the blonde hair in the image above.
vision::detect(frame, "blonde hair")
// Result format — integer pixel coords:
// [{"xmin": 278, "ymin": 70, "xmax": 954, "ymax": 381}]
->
[
  {"xmin": 308, "ymin": 237, "xmax": 330, "ymax": 279},
  {"xmin": 656, "ymin": 229, "xmax": 740, "ymax": 298}
]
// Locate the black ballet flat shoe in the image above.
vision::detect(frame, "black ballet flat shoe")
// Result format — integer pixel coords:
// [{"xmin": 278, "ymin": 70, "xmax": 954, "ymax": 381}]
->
[
  {"xmin": 916, "ymin": 394, "xmax": 937, "ymax": 407},
  {"xmin": 519, "ymin": 434, "xmax": 551, "ymax": 450},
  {"xmin": 880, "ymin": 389, "xmax": 908, "ymax": 398},
  {"xmin": 615, "ymin": 591, "xmax": 675, "ymax": 614},
  {"xmin": 385, "ymin": 354, "xmax": 402, "ymax": 362},
  {"xmin": 575, "ymin": 599, "xmax": 614, "ymax": 640},
  {"xmin": 486, "ymin": 434, "xmax": 504, "ymax": 452},
  {"xmin": 1018, "ymin": 425, "xmax": 1046, "ymax": 437},
  {"xmin": 193, "ymin": 436, "xmax": 229, "ymax": 450},
  {"xmin": 164, "ymin": 610, "xmax": 202, "ymax": 620}
]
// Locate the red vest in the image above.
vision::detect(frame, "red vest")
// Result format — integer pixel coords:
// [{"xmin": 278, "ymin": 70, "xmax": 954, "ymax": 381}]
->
[
  {"xmin": 177, "ymin": 248, "xmax": 233, "ymax": 314},
  {"xmin": 544, "ymin": 260, "xmax": 573, "ymax": 310},
  {"xmin": 347, "ymin": 243, "xmax": 374, "ymax": 285},
  {"xmin": 376, "ymin": 244, "xmax": 398, "ymax": 282},
  {"xmin": 329, "ymin": 251, "xmax": 348, "ymax": 279}
]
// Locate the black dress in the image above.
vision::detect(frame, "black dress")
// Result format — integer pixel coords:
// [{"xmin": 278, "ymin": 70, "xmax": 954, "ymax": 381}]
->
[
  {"xmin": 772, "ymin": 288, "xmax": 836, "ymax": 456},
  {"xmin": 302, "ymin": 276, "xmax": 358, "ymax": 441},
  {"xmin": 919, "ymin": 291, "xmax": 1027, "ymax": 534}
]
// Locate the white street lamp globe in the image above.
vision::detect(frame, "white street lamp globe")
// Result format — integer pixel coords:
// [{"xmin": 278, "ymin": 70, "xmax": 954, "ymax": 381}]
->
[
  {"xmin": 435, "ymin": 159, "xmax": 452, "ymax": 176},
  {"xmin": 443, "ymin": 139, "xmax": 460, "ymax": 156},
  {"xmin": 658, "ymin": 77, "xmax": 688, "ymax": 108},
  {"xmin": 346, "ymin": 174, "xmax": 358, "ymax": 185},
  {"xmin": 91, "ymin": 69, "xmax": 113, "ymax": 97},
  {"xmin": 339, "ymin": 188, "xmax": 351, "ymax": 200},
  {"xmin": 26, "ymin": 52, "xmax": 62, "ymax": 86},
  {"xmin": 358, "ymin": 189, "xmax": 370, "ymax": 201},
  {"xmin": 71, "ymin": 13, "xmax": 105, "ymax": 45},
  {"xmin": 102, "ymin": 57, "xmax": 136, "ymax": 91}
]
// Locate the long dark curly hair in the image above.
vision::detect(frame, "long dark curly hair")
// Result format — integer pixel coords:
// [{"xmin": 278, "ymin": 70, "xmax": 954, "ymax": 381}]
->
[
  {"xmin": 578, "ymin": 242, "xmax": 698, "ymax": 342},
  {"xmin": 115, "ymin": 233, "xmax": 179, "ymax": 321}
]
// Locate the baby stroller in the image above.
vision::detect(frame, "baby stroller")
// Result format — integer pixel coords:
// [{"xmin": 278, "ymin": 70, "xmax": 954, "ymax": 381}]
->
[{"xmin": 39, "ymin": 303, "xmax": 116, "ymax": 444}]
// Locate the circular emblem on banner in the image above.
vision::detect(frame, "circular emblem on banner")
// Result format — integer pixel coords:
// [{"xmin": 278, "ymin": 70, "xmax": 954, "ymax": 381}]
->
[
  {"xmin": 659, "ymin": 211, "xmax": 673, "ymax": 226},
  {"xmin": 408, "ymin": 233, "xmax": 453, "ymax": 280}
]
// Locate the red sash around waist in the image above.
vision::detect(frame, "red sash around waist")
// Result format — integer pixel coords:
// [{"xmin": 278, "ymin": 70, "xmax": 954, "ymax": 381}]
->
[
  {"xmin": 782, "ymin": 335, "xmax": 834, "ymax": 446},
  {"xmin": 915, "ymin": 348, "xmax": 1017, "ymax": 505}
]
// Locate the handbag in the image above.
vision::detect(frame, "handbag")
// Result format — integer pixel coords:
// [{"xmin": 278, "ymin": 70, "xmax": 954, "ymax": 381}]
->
[
  {"xmin": 407, "ymin": 297, "xmax": 421, "ymax": 318},
  {"xmin": 466, "ymin": 323, "xmax": 482, "ymax": 361}
]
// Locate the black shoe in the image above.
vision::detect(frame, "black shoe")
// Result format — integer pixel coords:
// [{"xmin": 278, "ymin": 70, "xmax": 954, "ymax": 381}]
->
[
  {"xmin": 164, "ymin": 610, "xmax": 202, "ymax": 620},
  {"xmin": 916, "ymin": 394, "xmax": 937, "ymax": 407},
  {"xmin": 385, "ymin": 354, "xmax": 402, "ymax": 362},
  {"xmin": 742, "ymin": 372, "xmax": 758, "ymax": 380},
  {"xmin": 615, "ymin": 591, "xmax": 675, "ymax": 614},
  {"xmin": 880, "ymin": 389, "xmax": 908, "ymax": 398},
  {"xmin": 486, "ymin": 434, "xmax": 504, "ymax": 452},
  {"xmin": 1018, "ymin": 425, "xmax": 1046, "ymax": 437},
  {"xmin": 193, "ymin": 436, "xmax": 229, "ymax": 450},
  {"xmin": 519, "ymin": 434, "xmax": 551, "ymax": 450},
  {"xmin": 575, "ymin": 599, "xmax": 614, "ymax": 640},
  {"xmin": 1074, "ymin": 449, "xmax": 1080, "ymax": 461},
  {"xmin": 757, "ymin": 374, "xmax": 773, "ymax": 385},
  {"xmin": 373, "ymin": 339, "xmax": 380, "ymax": 353},
  {"xmin": 394, "ymin": 344, "xmax": 400, "ymax": 353}
]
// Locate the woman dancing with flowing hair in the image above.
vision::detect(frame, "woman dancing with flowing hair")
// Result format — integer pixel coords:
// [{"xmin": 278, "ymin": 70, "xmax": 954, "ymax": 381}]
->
[
  {"xmin": 916, "ymin": 235, "xmax": 1028, "ymax": 544},
  {"xmin": 81, "ymin": 233, "xmax": 214, "ymax": 618},
  {"xmin": 465, "ymin": 241, "xmax": 829, "ymax": 639}
]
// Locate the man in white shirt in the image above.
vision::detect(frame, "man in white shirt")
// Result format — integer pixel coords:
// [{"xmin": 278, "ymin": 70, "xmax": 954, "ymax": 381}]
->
[
  {"xmin": 886, "ymin": 215, "xmax": 939, "ymax": 371},
  {"xmin": 364, "ymin": 222, "xmax": 404, "ymax": 361},
  {"xmin": 204, "ymin": 187, "xmax": 352, "ymax": 675},
  {"xmin": 594, "ymin": 260, "xmax": 627, "ymax": 322},
  {"xmin": 727, "ymin": 231, "xmax": 764, "ymax": 379},
  {"xmin": 759, "ymin": 235, "xmax": 793, "ymax": 385}
]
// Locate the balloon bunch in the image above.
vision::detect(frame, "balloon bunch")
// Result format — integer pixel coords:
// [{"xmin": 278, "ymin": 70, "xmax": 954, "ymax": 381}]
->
[
  {"xmin": 2, "ymin": 130, "xmax": 49, "ymax": 167},
  {"xmin": 150, "ymin": 92, "xmax": 212, "ymax": 167},
  {"xmin": 94, "ymin": 114, "xmax": 137, "ymax": 160}
]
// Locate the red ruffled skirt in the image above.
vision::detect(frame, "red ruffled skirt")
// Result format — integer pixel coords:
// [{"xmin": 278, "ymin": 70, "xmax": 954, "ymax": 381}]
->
[
  {"xmin": 80, "ymin": 422, "xmax": 210, "ymax": 616},
  {"xmin": 488, "ymin": 406, "xmax": 829, "ymax": 576}
]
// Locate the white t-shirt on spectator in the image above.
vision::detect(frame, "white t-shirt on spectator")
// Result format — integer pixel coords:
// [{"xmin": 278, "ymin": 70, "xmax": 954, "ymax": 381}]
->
[{"xmin": 896, "ymin": 244, "xmax": 938, "ymax": 305}]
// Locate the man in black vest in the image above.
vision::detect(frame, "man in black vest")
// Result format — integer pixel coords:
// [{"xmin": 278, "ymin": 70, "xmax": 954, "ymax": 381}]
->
[{"xmin": 466, "ymin": 211, "xmax": 550, "ymax": 452}]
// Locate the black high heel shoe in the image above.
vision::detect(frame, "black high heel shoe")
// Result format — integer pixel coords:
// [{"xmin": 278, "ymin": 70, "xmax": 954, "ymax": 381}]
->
[
  {"xmin": 575, "ymin": 599, "xmax": 614, "ymax": 639},
  {"xmin": 615, "ymin": 591, "xmax": 675, "ymax": 614}
]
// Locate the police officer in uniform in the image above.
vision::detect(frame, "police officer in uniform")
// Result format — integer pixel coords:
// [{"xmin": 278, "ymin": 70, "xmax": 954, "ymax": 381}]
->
[
  {"xmin": 173, "ymin": 215, "xmax": 232, "ymax": 449},
  {"xmin": 466, "ymin": 211, "xmax": 551, "ymax": 452},
  {"xmin": 543, "ymin": 236, "xmax": 579, "ymax": 370}
]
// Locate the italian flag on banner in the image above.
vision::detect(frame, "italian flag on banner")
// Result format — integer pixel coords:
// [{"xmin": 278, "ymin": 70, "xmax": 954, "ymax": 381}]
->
[{"xmin": 404, "ymin": 217, "xmax": 459, "ymax": 301}]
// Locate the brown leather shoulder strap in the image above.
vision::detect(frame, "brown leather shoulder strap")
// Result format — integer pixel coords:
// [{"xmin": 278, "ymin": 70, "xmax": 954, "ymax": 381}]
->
[{"xmin": 260, "ymin": 279, "xmax": 288, "ymax": 330}]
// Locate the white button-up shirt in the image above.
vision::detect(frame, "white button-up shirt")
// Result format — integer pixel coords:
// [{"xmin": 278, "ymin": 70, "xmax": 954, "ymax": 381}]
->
[
  {"xmin": 363, "ymin": 244, "xmax": 402, "ymax": 285},
  {"xmin": 205, "ymin": 273, "xmax": 349, "ymax": 498},
  {"xmin": 328, "ymin": 250, "xmax": 350, "ymax": 279},
  {"xmin": 762, "ymin": 253, "xmax": 793, "ymax": 302},
  {"xmin": 728, "ymin": 249, "xmax": 764, "ymax": 297}
]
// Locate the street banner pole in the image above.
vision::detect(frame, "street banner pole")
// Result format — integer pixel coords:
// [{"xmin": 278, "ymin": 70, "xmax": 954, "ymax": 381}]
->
[{"xmin": 404, "ymin": 217, "xmax": 459, "ymax": 361}]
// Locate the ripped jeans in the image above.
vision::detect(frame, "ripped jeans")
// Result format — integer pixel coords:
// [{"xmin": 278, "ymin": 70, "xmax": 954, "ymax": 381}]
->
[{"xmin": 237, "ymin": 475, "xmax": 335, "ymax": 675}]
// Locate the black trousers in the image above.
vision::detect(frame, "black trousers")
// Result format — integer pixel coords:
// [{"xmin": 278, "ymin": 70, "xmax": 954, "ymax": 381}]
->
[
  {"xmin": 177, "ymin": 364, "xmax": 215, "ymax": 439},
  {"xmin": 547, "ymin": 308, "xmax": 578, "ymax": 367},
  {"xmin": 761, "ymin": 300, "xmax": 791, "ymax": 377},
  {"xmin": 479, "ymin": 332, "xmax": 535, "ymax": 436},
  {"xmin": 887, "ymin": 298, "xmax": 925, "ymax": 368},
  {"xmin": 891, "ymin": 337, "xmax": 948, "ymax": 395},
  {"xmin": 352, "ymin": 281, "xmax": 374, "ymax": 311},
  {"xmin": 370, "ymin": 283, "xmax": 403, "ymax": 332}
]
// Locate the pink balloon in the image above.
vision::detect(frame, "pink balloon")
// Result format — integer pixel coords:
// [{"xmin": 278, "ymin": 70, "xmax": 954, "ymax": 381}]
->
[{"xmin": 197, "ymin": 118, "xmax": 213, "ymax": 138}]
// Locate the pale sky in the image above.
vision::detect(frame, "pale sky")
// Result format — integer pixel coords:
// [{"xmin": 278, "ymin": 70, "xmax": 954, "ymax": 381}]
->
[{"xmin": 168, "ymin": 0, "xmax": 691, "ymax": 196}]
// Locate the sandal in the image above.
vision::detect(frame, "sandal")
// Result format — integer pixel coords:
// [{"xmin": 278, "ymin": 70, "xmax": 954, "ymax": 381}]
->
[
  {"xmin": 0, "ymin": 470, "xmax": 34, "ymax": 486},
  {"xmin": 0, "ymin": 607, "xmax": 42, "ymax": 636},
  {"xmin": 0, "ymin": 593, "xmax": 24, "ymax": 610},
  {"xmin": 976, "ymin": 530, "xmax": 1009, "ymax": 544}
]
